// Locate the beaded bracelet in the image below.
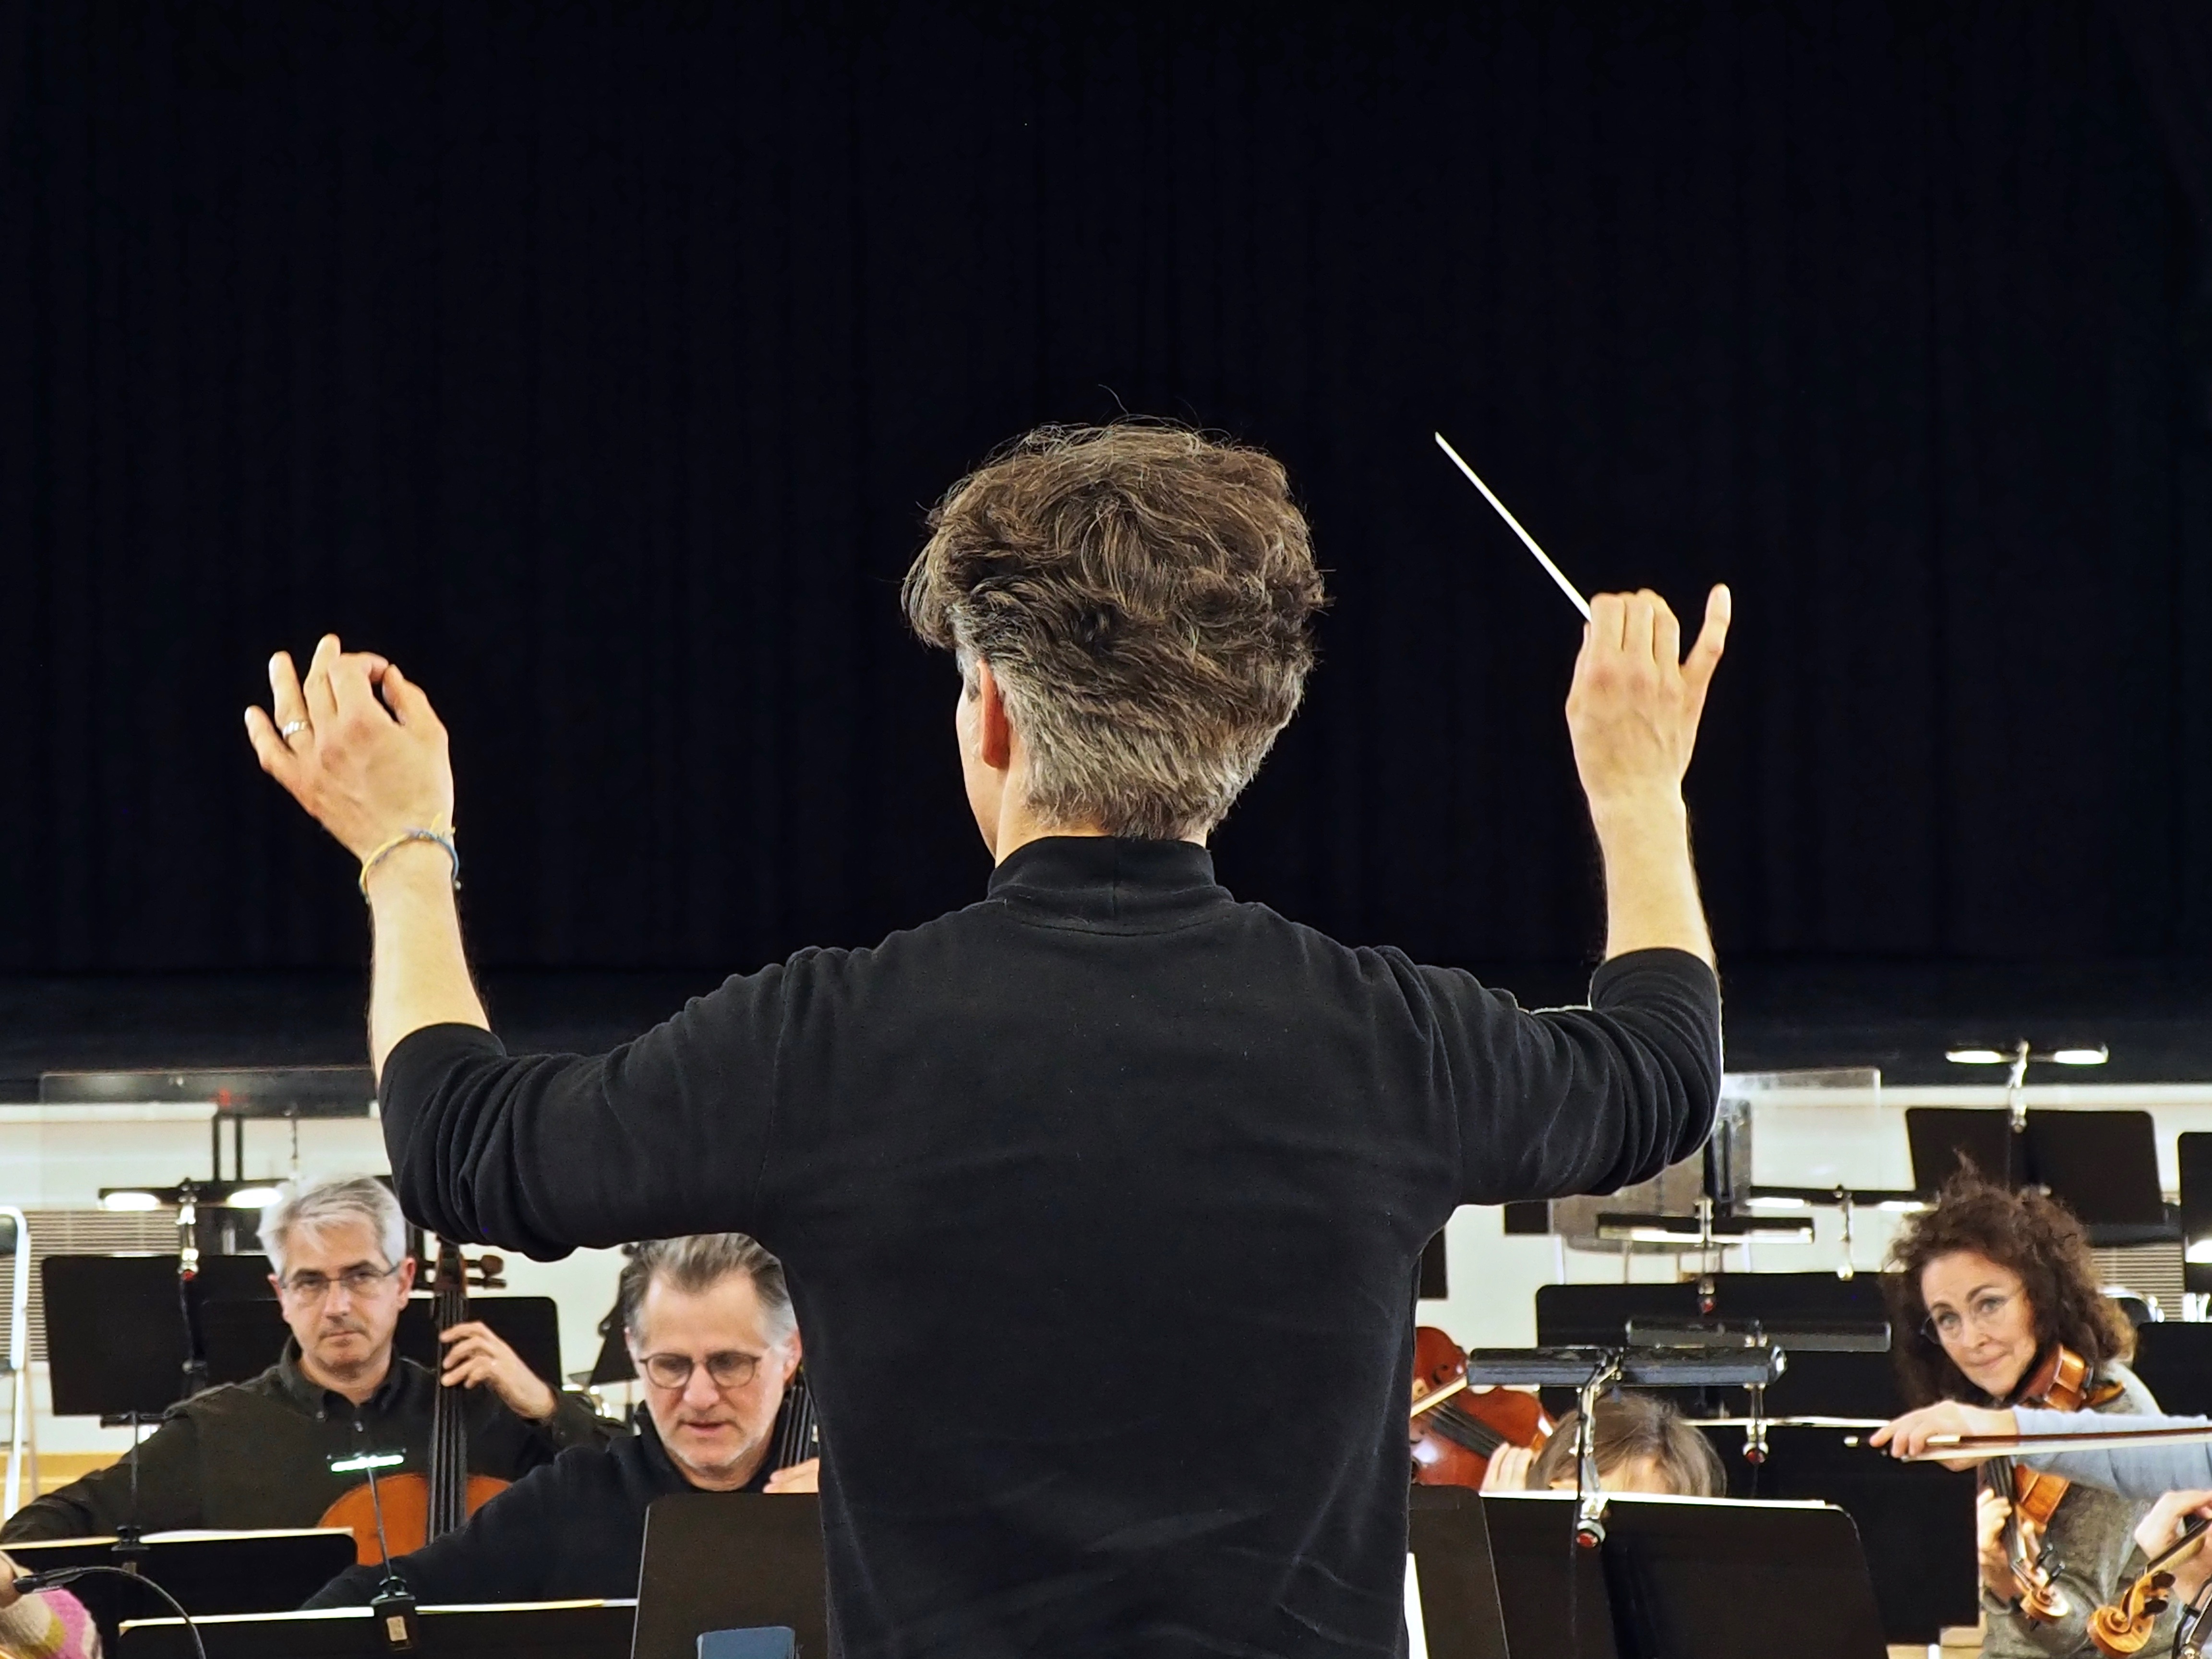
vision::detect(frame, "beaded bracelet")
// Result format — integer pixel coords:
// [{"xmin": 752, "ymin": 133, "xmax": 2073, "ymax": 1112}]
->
[{"xmin": 358, "ymin": 827, "xmax": 461, "ymax": 897}]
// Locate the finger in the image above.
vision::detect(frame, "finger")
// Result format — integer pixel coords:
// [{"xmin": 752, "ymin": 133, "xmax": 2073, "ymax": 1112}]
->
[
  {"xmin": 1869, "ymin": 1422, "xmax": 1894, "ymax": 1447},
  {"xmin": 380, "ymin": 663, "xmax": 441, "ymax": 731},
  {"xmin": 244, "ymin": 707, "xmax": 303, "ymax": 785},
  {"xmin": 1650, "ymin": 591, "xmax": 1682, "ymax": 670},
  {"xmin": 328, "ymin": 651, "xmax": 385, "ymax": 724},
  {"xmin": 438, "ymin": 1321, "xmax": 484, "ymax": 1344},
  {"xmin": 1589, "ymin": 593, "xmax": 1627, "ymax": 653},
  {"xmin": 267, "ymin": 652, "xmax": 311, "ymax": 734},
  {"xmin": 303, "ymin": 635, "xmax": 343, "ymax": 725},
  {"xmin": 1682, "ymin": 584, "xmax": 1732, "ymax": 700},
  {"xmin": 1622, "ymin": 590, "xmax": 1656, "ymax": 665}
]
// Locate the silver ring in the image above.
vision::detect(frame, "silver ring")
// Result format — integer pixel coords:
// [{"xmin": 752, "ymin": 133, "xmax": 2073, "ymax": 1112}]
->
[{"xmin": 279, "ymin": 720, "xmax": 310, "ymax": 740}]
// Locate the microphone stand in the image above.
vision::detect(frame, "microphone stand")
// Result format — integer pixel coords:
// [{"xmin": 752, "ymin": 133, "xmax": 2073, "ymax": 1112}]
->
[{"xmin": 329, "ymin": 1443, "xmax": 419, "ymax": 1651}]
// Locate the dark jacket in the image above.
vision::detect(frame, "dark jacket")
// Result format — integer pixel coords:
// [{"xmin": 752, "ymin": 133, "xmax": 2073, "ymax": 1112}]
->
[
  {"xmin": 303, "ymin": 1413, "xmax": 768, "ymax": 1608},
  {"xmin": 2, "ymin": 1339, "xmax": 621, "ymax": 1541},
  {"xmin": 379, "ymin": 836, "xmax": 1722, "ymax": 1659}
]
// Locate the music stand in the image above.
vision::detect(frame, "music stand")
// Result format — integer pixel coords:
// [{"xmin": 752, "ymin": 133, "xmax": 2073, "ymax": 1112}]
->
[
  {"xmin": 1481, "ymin": 1492, "xmax": 1887, "ymax": 1659},
  {"xmin": 42, "ymin": 1256, "xmax": 276, "ymax": 1417},
  {"xmin": 117, "ymin": 1600, "xmax": 635, "ymax": 1658},
  {"xmin": 1405, "ymin": 1489, "xmax": 1512, "ymax": 1659},
  {"xmin": 633, "ymin": 1494, "xmax": 829, "ymax": 1659},
  {"xmin": 193, "ymin": 1293, "xmax": 565, "ymax": 1392},
  {"xmin": 1907, "ymin": 1109, "xmax": 2172, "ymax": 1244},
  {"xmin": 12, "ymin": 1529, "xmax": 358, "ymax": 1652}
]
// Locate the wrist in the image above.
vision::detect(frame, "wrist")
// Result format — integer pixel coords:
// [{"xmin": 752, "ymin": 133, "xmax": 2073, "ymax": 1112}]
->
[
  {"xmin": 360, "ymin": 830, "xmax": 460, "ymax": 899},
  {"xmin": 1587, "ymin": 788, "xmax": 1689, "ymax": 839}
]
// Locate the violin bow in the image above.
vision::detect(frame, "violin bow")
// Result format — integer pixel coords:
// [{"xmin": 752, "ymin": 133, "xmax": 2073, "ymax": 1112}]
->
[{"xmin": 1849, "ymin": 1423, "xmax": 2212, "ymax": 1460}]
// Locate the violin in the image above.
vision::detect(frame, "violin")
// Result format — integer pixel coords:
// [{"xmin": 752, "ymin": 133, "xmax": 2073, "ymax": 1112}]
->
[
  {"xmin": 319, "ymin": 1241, "xmax": 511, "ymax": 1565},
  {"xmin": 1984, "ymin": 1344, "xmax": 2100, "ymax": 1625},
  {"xmin": 2089, "ymin": 1516, "xmax": 2211, "ymax": 1657},
  {"xmin": 1409, "ymin": 1325, "xmax": 1550, "ymax": 1488}
]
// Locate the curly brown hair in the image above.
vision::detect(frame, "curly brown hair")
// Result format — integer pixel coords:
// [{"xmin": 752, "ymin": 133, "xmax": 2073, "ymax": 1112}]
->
[
  {"xmin": 1882, "ymin": 1171, "xmax": 2132, "ymax": 1406},
  {"xmin": 902, "ymin": 422, "xmax": 1328, "ymax": 841}
]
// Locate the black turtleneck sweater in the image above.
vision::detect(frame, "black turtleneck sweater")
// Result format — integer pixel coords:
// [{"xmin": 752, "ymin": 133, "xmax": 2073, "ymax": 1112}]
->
[{"xmin": 381, "ymin": 838, "xmax": 1721, "ymax": 1659}]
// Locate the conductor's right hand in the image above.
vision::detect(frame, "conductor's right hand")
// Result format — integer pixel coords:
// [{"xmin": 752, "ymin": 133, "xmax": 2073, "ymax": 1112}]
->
[
  {"xmin": 1564, "ymin": 586, "xmax": 1731, "ymax": 813},
  {"xmin": 244, "ymin": 634, "xmax": 455, "ymax": 863}
]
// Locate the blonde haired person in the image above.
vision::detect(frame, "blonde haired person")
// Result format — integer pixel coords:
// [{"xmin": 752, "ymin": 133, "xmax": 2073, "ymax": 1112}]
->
[{"xmin": 1480, "ymin": 1394, "xmax": 1726, "ymax": 1497}]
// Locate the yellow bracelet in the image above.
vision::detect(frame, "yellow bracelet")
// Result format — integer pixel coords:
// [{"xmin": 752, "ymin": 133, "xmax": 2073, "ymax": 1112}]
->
[{"xmin": 359, "ymin": 828, "xmax": 461, "ymax": 897}]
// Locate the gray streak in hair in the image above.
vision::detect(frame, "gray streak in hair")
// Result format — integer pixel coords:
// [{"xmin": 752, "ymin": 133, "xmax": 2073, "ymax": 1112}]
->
[{"xmin": 258, "ymin": 1176, "xmax": 408, "ymax": 1280}]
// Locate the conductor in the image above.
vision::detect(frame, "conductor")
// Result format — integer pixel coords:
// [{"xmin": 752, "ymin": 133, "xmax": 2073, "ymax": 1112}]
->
[{"xmin": 245, "ymin": 422, "xmax": 1732, "ymax": 1658}]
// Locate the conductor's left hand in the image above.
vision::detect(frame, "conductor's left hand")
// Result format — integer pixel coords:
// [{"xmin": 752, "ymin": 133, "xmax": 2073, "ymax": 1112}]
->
[
  {"xmin": 440, "ymin": 1319, "xmax": 560, "ymax": 1423},
  {"xmin": 765, "ymin": 1457, "xmax": 820, "ymax": 1494},
  {"xmin": 244, "ymin": 634, "xmax": 454, "ymax": 860}
]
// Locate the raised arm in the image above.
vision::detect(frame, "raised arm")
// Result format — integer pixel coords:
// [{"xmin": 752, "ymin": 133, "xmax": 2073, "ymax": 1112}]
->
[
  {"xmin": 1566, "ymin": 586, "xmax": 1730, "ymax": 965},
  {"xmin": 244, "ymin": 635, "xmax": 487, "ymax": 1074}
]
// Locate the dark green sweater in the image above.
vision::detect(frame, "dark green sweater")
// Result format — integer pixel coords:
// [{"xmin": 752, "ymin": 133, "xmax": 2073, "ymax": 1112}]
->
[{"xmin": 2, "ymin": 1340, "xmax": 621, "ymax": 1541}]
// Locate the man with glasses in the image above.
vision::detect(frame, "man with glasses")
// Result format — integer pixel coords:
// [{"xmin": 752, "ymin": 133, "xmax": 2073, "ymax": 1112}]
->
[
  {"xmin": 1, "ymin": 1175, "xmax": 613, "ymax": 1542},
  {"xmin": 303, "ymin": 1233, "xmax": 814, "ymax": 1609}
]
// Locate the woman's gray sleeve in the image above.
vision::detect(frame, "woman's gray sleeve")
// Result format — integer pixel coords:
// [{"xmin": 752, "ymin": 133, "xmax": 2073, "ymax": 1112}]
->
[{"xmin": 2014, "ymin": 1407, "xmax": 2212, "ymax": 1498}]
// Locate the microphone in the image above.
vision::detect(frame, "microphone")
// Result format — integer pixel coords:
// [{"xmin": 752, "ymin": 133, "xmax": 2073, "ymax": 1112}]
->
[{"xmin": 329, "ymin": 1448, "xmax": 419, "ymax": 1651}]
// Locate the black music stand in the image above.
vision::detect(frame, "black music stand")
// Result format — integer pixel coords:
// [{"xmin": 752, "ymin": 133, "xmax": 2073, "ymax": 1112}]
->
[
  {"xmin": 42, "ymin": 1255, "xmax": 276, "ymax": 1416},
  {"xmin": 1405, "ymin": 1489, "xmax": 1512, "ymax": 1659},
  {"xmin": 1480, "ymin": 1492, "xmax": 1887, "ymax": 1659},
  {"xmin": 13, "ymin": 1529, "xmax": 358, "ymax": 1653},
  {"xmin": 633, "ymin": 1494, "xmax": 829, "ymax": 1659},
  {"xmin": 193, "ymin": 1292, "xmax": 564, "ymax": 1390},
  {"xmin": 116, "ymin": 1600, "xmax": 635, "ymax": 1659},
  {"xmin": 2180, "ymin": 1132, "xmax": 2212, "ymax": 1298},
  {"xmin": 1907, "ymin": 1108, "xmax": 2173, "ymax": 1245},
  {"xmin": 2131, "ymin": 1321, "xmax": 2212, "ymax": 1418}
]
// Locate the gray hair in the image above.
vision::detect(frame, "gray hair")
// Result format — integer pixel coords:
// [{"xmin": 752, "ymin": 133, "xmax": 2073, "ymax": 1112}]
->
[
  {"xmin": 258, "ymin": 1176, "xmax": 409, "ymax": 1280},
  {"xmin": 617, "ymin": 1234, "xmax": 794, "ymax": 1346},
  {"xmin": 902, "ymin": 422, "xmax": 1327, "ymax": 841}
]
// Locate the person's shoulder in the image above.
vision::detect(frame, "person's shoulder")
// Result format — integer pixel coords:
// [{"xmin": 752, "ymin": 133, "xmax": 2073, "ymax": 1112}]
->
[
  {"xmin": 169, "ymin": 1366, "xmax": 295, "ymax": 1421},
  {"xmin": 2093, "ymin": 1359, "xmax": 2159, "ymax": 1416}
]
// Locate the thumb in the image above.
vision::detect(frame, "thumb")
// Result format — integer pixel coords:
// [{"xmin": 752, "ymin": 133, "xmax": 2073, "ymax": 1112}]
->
[{"xmin": 1683, "ymin": 584, "xmax": 1731, "ymax": 688}]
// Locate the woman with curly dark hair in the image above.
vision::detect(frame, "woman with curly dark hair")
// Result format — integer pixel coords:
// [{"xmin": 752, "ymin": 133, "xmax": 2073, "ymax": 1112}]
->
[{"xmin": 1883, "ymin": 1173, "xmax": 2165, "ymax": 1658}]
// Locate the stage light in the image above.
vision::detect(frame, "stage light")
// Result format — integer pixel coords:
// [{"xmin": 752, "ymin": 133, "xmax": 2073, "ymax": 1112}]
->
[
  {"xmin": 2051, "ymin": 1047, "xmax": 2109, "ymax": 1066},
  {"xmin": 1946, "ymin": 1047, "xmax": 2009, "ymax": 1065},
  {"xmin": 225, "ymin": 1186, "xmax": 282, "ymax": 1210},
  {"xmin": 100, "ymin": 1190, "xmax": 161, "ymax": 1212}
]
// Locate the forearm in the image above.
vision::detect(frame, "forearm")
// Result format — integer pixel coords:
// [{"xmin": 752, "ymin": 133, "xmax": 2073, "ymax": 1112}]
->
[
  {"xmin": 2014, "ymin": 1407, "xmax": 2212, "ymax": 1498},
  {"xmin": 367, "ymin": 847, "xmax": 489, "ymax": 1077},
  {"xmin": 1590, "ymin": 793, "xmax": 1714, "ymax": 966}
]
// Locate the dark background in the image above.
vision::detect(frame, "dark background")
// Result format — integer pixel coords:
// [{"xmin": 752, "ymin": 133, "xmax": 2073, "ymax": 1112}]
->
[{"xmin": 5, "ymin": 0, "xmax": 2212, "ymax": 1082}]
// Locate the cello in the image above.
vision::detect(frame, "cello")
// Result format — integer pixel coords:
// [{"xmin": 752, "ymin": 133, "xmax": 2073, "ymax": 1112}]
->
[
  {"xmin": 1408, "ymin": 1325, "xmax": 1550, "ymax": 1488},
  {"xmin": 319, "ymin": 1241, "xmax": 512, "ymax": 1564}
]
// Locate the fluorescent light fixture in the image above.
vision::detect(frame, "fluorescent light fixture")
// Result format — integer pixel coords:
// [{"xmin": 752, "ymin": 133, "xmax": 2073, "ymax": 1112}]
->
[
  {"xmin": 2188, "ymin": 1239, "xmax": 2212, "ymax": 1265},
  {"xmin": 2051, "ymin": 1046, "xmax": 2109, "ymax": 1066},
  {"xmin": 1945, "ymin": 1047, "xmax": 2009, "ymax": 1065},
  {"xmin": 1745, "ymin": 1195, "xmax": 1808, "ymax": 1210},
  {"xmin": 225, "ymin": 1187, "xmax": 283, "ymax": 1210},
  {"xmin": 1878, "ymin": 1199, "xmax": 1931, "ymax": 1213},
  {"xmin": 100, "ymin": 1191, "xmax": 161, "ymax": 1212}
]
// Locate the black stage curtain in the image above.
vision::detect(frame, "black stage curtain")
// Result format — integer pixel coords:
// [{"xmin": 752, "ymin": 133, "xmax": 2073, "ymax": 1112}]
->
[{"xmin": 3, "ymin": 0, "xmax": 2210, "ymax": 975}]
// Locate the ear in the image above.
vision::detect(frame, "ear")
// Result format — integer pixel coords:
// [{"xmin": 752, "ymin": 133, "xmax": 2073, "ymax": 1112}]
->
[
  {"xmin": 974, "ymin": 660, "xmax": 1013, "ymax": 772},
  {"xmin": 397, "ymin": 1257, "xmax": 419, "ymax": 1295}
]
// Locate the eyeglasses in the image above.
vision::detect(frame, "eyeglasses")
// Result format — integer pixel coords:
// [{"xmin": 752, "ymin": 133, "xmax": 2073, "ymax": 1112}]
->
[
  {"xmin": 280, "ymin": 1262, "xmax": 402, "ymax": 1301},
  {"xmin": 637, "ymin": 1350, "xmax": 764, "ymax": 1392},
  {"xmin": 1923, "ymin": 1290, "xmax": 2020, "ymax": 1344}
]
